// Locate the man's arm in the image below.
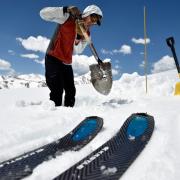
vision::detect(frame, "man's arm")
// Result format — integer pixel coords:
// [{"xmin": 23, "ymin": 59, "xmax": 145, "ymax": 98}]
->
[
  {"xmin": 40, "ymin": 7, "xmax": 69, "ymax": 24},
  {"xmin": 73, "ymin": 40, "xmax": 89, "ymax": 54}
]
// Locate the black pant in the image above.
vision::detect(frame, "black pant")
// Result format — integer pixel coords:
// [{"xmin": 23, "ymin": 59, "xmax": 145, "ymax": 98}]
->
[{"xmin": 45, "ymin": 54, "xmax": 76, "ymax": 107}]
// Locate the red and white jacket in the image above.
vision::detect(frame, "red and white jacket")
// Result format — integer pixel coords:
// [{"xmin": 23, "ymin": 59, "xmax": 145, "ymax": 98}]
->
[{"xmin": 40, "ymin": 7, "xmax": 89, "ymax": 64}]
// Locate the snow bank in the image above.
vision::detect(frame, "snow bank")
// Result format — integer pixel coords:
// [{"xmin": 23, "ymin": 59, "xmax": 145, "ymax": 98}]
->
[{"xmin": 0, "ymin": 69, "xmax": 180, "ymax": 179}]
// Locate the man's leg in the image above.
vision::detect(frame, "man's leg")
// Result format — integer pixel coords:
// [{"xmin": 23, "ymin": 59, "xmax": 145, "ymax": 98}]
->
[
  {"xmin": 45, "ymin": 55, "xmax": 64, "ymax": 106},
  {"xmin": 63, "ymin": 65, "xmax": 76, "ymax": 107}
]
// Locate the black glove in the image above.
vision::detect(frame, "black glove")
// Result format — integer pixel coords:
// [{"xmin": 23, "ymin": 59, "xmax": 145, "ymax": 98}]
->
[{"xmin": 67, "ymin": 6, "xmax": 81, "ymax": 18}]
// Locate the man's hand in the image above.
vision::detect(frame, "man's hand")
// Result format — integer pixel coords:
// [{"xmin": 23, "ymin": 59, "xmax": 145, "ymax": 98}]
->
[{"xmin": 67, "ymin": 6, "xmax": 81, "ymax": 18}]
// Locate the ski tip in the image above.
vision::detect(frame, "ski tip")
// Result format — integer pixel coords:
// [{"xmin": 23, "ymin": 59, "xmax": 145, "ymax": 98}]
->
[
  {"xmin": 126, "ymin": 112, "xmax": 155, "ymax": 141},
  {"xmin": 71, "ymin": 116, "xmax": 103, "ymax": 145}
]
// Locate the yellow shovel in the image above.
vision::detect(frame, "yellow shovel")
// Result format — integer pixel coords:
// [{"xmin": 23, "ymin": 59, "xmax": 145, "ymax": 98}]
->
[{"xmin": 166, "ymin": 37, "xmax": 180, "ymax": 95}]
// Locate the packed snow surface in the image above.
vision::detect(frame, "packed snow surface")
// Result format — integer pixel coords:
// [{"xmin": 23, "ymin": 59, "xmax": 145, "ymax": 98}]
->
[{"xmin": 0, "ymin": 69, "xmax": 180, "ymax": 180}]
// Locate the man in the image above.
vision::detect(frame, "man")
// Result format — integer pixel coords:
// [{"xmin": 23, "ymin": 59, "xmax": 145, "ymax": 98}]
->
[{"xmin": 40, "ymin": 5, "xmax": 103, "ymax": 107}]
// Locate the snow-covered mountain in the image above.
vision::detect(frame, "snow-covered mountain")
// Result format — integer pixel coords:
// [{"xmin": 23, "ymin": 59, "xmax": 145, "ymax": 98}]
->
[
  {"xmin": 0, "ymin": 73, "xmax": 91, "ymax": 89},
  {"xmin": 0, "ymin": 69, "xmax": 180, "ymax": 180},
  {"xmin": 0, "ymin": 74, "xmax": 46, "ymax": 89},
  {"xmin": 74, "ymin": 72, "xmax": 91, "ymax": 85}
]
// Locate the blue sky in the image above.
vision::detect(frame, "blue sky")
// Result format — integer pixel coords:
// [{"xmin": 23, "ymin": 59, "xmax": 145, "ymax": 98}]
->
[{"xmin": 0, "ymin": 0, "xmax": 180, "ymax": 79}]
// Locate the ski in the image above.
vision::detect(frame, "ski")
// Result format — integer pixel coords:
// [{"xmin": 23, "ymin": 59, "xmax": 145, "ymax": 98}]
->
[
  {"xmin": 54, "ymin": 113, "xmax": 154, "ymax": 180},
  {"xmin": 0, "ymin": 116, "xmax": 103, "ymax": 180}
]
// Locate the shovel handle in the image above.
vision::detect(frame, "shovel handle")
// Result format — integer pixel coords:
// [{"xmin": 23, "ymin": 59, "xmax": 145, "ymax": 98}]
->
[
  {"xmin": 69, "ymin": 14, "xmax": 103, "ymax": 66},
  {"xmin": 166, "ymin": 37, "xmax": 180, "ymax": 76},
  {"xmin": 88, "ymin": 43, "xmax": 103, "ymax": 65},
  {"xmin": 166, "ymin": 37, "xmax": 175, "ymax": 48},
  {"xmin": 76, "ymin": 19, "xmax": 103, "ymax": 65}
]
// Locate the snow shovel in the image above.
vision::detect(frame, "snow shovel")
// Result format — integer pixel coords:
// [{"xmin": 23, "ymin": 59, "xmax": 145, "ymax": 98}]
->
[
  {"xmin": 166, "ymin": 37, "xmax": 180, "ymax": 95},
  {"xmin": 77, "ymin": 20, "xmax": 112, "ymax": 95}
]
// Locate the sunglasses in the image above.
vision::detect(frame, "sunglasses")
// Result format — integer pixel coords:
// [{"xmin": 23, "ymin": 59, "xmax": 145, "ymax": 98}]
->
[{"xmin": 90, "ymin": 14, "xmax": 102, "ymax": 25}]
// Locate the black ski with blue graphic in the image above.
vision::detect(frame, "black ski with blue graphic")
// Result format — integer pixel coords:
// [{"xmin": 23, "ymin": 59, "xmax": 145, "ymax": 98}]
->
[
  {"xmin": 54, "ymin": 113, "xmax": 154, "ymax": 180},
  {"xmin": 0, "ymin": 116, "xmax": 103, "ymax": 180}
]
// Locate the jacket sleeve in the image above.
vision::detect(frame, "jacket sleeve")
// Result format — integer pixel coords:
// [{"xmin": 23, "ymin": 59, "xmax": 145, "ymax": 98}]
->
[
  {"xmin": 73, "ymin": 40, "xmax": 90, "ymax": 54},
  {"xmin": 40, "ymin": 7, "xmax": 69, "ymax": 24}
]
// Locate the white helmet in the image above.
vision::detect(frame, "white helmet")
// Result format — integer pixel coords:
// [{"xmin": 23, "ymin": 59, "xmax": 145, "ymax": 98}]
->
[{"xmin": 82, "ymin": 5, "xmax": 103, "ymax": 25}]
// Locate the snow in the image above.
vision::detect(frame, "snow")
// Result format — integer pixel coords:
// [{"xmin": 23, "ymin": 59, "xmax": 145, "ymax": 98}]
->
[
  {"xmin": 101, "ymin": 166, "xmax": 118, "ymax": 176},
  {"xmin": 0, "ymin": 69, "xmax": 180, "ymax": 179}
]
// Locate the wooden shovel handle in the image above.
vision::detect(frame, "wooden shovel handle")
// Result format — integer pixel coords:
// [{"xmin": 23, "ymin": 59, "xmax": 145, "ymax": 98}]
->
[{"xmin": 77, "ymin": 20, "xmax": 103, "ymax": 65}]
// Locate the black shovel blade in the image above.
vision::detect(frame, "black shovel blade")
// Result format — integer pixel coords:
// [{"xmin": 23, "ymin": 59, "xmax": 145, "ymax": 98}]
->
[{"xmin": 89, "ymin": 62, "xmax": 112, "ymax": 95}]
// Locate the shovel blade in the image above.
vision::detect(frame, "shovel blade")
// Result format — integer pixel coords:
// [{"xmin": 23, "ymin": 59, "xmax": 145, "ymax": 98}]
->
[
  {"xmin": 174, "ymin": 82, "xmax": 180, "ymax": 95},
  {"xmin": 90, "ymin": 62, "xmax": 112, "ymax": 95}
]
